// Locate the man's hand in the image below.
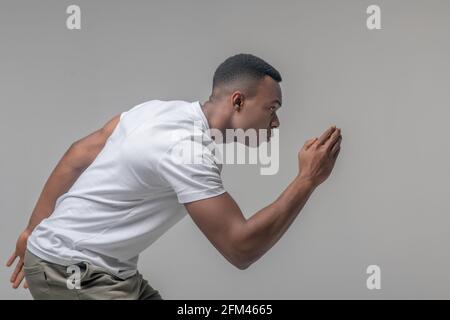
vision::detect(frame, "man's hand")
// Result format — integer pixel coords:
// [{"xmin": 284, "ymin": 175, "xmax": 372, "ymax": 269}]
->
[
  {"xmin": 298, "ymin": 125, "xmax": 342, "ymax": 187},
  {"xmin": 6, "ymin": 229, "xmax": 31, "ymax": 289},
  {"xmin": 184, "ymin": 125, "xmax": 342, "ymax": 269}
]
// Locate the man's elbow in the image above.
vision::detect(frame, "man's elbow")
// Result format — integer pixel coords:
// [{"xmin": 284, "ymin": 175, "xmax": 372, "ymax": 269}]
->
[
  {"xmin": 230, "ymin": 255, "xmax": 251, "ymax": 270},
  {"xmin": 234, "ymin": 260, "xmax": 251, "ymax": 270},
  {"xmin": 231, "ymin": 245, "xmax": 254, "ymax": 270}
]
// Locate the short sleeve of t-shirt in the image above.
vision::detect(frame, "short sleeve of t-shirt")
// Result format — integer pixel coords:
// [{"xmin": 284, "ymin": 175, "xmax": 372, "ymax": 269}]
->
[{"xmin": 157, "ymin": 141, "xmax": 226, "ymax": 204}]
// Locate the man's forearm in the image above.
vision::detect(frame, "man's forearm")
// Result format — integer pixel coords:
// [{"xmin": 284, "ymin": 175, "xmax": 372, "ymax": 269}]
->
[
  {"xmin": 239, "ymin": 175, "xmax": 317, "ymax": 267},
  {"xmin": 25, "ymin": 146, "xmax": 87, "ymax": 232}
]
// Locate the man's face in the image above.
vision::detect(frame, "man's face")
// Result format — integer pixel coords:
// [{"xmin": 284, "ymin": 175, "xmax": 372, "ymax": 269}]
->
[{"xmin": 231, "ymin": 76, "xmax": 282, "ymax": 146}]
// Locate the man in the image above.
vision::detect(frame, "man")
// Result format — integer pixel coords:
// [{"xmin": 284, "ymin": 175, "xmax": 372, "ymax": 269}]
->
[{"xmin": 6, "ymin": 53, "xmax": 342, "ymax": 299}]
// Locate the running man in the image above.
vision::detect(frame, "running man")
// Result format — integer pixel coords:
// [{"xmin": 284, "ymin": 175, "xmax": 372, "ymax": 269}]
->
[{"xmin": 7, "ymin": 53, "xmax": 342, "ymax": 299}]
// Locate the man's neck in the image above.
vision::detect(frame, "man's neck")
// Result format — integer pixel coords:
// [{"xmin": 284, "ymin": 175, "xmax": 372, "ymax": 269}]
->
[{"xmin": 200, "ymin": 100, "xmax": 231, "ymax": 135}]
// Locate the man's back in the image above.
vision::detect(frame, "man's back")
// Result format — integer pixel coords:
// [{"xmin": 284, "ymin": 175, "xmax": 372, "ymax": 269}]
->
[{"xmin": 27, "ymin": 99, "xmax": 226, "ymax": 279}]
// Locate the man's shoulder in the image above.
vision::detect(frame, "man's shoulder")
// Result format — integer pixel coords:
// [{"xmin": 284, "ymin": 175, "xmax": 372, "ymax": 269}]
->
[{"xmin": 123, "ymin": 99, "xmax": 203, "ymax": 152}]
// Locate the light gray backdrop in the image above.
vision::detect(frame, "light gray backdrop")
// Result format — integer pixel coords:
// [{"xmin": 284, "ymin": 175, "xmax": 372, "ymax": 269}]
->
[{"xmin": 1, "ymin": 0, "xmax": 449, "ymax": 299}]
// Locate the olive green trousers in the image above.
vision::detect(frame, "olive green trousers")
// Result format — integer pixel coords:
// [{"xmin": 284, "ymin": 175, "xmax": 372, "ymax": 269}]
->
[{"xmin": 23, "ymin": 249, "xmax": 163, "ymax": 300}]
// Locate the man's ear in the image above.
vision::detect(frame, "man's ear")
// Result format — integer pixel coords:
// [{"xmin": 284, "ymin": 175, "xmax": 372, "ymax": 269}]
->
[{"xmin": 231, "ymin": 92, "xmax": 244, "ymax": 111}]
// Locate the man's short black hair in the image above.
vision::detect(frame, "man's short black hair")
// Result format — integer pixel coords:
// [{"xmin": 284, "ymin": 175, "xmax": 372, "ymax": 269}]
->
[{"xmin": 212, "ymin": 53, "xmax": 282, "ymax": 97}]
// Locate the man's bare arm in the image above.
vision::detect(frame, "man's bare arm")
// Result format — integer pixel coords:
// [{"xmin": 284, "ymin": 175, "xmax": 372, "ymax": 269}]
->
[{"xmin": 185, "ymin": 126, "xmax": 342, "ymax": 270}]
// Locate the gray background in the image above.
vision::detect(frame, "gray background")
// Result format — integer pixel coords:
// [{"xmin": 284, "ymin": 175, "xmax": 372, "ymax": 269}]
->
[{"xmin": 1, "ymin": 0, "xmax": 449, "ymax": 299}]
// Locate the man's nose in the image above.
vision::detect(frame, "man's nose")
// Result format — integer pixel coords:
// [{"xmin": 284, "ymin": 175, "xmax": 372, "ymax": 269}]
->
[{"xmin": 271, "ymin": 114, "xmax": 280, "ymax": 128}]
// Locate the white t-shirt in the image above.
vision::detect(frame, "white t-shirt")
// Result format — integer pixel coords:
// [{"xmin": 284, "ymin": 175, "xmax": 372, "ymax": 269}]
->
[{"xmin": 27, "ymin": 100, "xmax": 226, "ymax": 279}]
